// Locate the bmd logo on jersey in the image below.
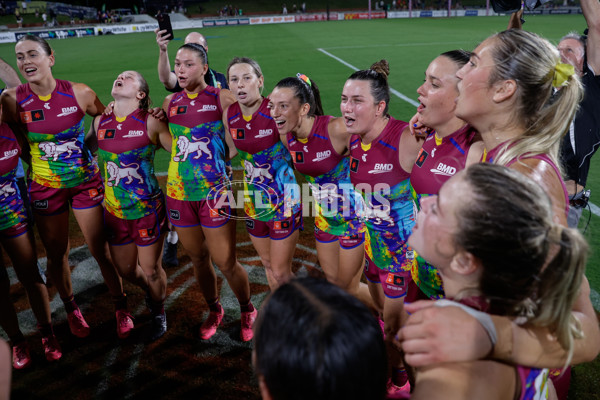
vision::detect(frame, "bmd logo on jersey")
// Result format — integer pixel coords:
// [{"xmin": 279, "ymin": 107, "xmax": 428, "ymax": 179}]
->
[
  {"xmin": 198, "ymin": 105, "xmax": 218, "ymax": 112},
  {"xmin": 124, "ymin": 130, "xmax": 144, "ymax": 138},
  {"xmin": 431, "ymin": 163, "xmax": 457, "ymax": 176},
  {"xmin": 169, "ymin": 106, "xmax": 187, "ymax": 117},
  {"xmin": 415, "ymin": 148, "xmax": 428, "ymax": 168},
  {"xmin": 368, "ymin": 163, "xmax": 393, "ymax": 174},
  {"xmin": 230, "ymin": 128, "xmax": 245, "ymax": 140},
  {"xmin": 313, "ymin": 150, "xmax": 331, "ymax": 162},
  {"xmin": 20, "ymin": 109, "xmax": 45, "ymax": 123},
  {"xmin": 350, "ymin": 157, "xmax": 360, "ymax": 173},
  {"xmin": 57, "ymin": 106, "xmax": 78, "ymax": 117},
  {"xmin": 98, "ymin": 129, "xmax": 116, "ymax": 140}
]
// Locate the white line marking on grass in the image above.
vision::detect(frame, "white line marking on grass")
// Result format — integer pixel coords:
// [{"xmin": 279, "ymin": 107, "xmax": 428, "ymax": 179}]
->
[
  {"xmin": 296, "ymin": 243, "xmax": 317, "ymax": 255},
  {"xmin": 239, "ymin": 256, "xmax": 261, "ymax": 262},
  {"xmin": 318, "ymin": 48, "xmax": 419, "ymax": 107}
]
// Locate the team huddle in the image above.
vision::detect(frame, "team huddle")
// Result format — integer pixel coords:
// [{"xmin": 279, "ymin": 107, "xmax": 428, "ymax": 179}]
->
[{"xmin": 1, "ymin": 4, "xmax": 600, "ymax": 400}]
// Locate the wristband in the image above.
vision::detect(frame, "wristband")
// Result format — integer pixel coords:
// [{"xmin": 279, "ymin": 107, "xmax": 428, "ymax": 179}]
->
[{"xmin": 433, "ymin": 299, "xmax": 497, "ymax": 346}]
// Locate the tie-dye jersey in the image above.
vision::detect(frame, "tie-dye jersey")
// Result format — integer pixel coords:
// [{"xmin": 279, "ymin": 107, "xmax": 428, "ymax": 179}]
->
[
  {"xmin": 457, "ymin": 296, "xmax": 549, "ymax": 400},
  {"xmin": 167, "ymin": 88, "xmax": 228, "ymax": 201},
  {"xmin": 0, "ymin": 123, "xmax": 25, "ymax": 230},
  {"xmin": 486, "ymin": 143, "xmax": 570, "ymax": 218},
  {"xmin": 409, "ymin": 125, "xmax": 479, "ymax": 299},
  {"xmin": 227, "ymin": 98, "xmax": 300, "ymax": 221},
  {"xmin": 96, "ymin": 110, "xmax": 162, "ymax": 219},
  {"xmin": 287, "ymin": 115, "xmax": 364, "ymax": 237},
  {"xmin": 349, "ymin": 118, "xmax": 416, "ymax": 274},
  {"xmin": 16, "ymin": 79, "xmax": 97, "ymax": 188}
]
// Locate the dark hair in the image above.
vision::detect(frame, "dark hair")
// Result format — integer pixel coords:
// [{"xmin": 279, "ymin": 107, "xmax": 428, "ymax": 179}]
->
[
  {"xmin": 440, "ymin": 49, "xmax": 470, "ymax": 68},
  {"xmin": 455, "ymin": 163, "xmax": 586, "ymax": 361},
  {"xmin": 16, "ymin": 34, "xmax": 53, "ymax": 56},
  {"xmin": 347, "ymin": 59, "xmax": 390, "ymax": 115},
  {"xmin": 253, "ymin": 277, "xmax": 387, "ymax": 400},
  {"xmin": 273, "ymin": 75, "xmax": 324, "ymax": 116},
  {"xmin": 178, "ymin": 43, "xmax": 208, "ymax": 65}
]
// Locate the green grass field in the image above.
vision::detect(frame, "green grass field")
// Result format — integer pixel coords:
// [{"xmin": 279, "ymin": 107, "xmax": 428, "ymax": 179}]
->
[{"xmin": 1, "ymin": 14, "xmax": 598, "ymax": 398}]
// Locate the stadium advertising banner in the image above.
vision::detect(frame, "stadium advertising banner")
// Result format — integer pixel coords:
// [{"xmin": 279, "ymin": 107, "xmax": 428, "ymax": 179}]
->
[
  {"xmin": 15, "ymin": 28, "xmax": 95, "ymax": 40},
  {"xmin": 343, "ymin": 11, "xmax": 386, "ymax": 19},
  {"xmin": 295, "ymin": 13, "xmax": 330, "ymax": 21},
  {"xmin": 0, "ymin": 32, "xmax": 16, "ymax": 43},
  {"xmin": 248, "ymin": 15, "xmax": 296, "ymax": 25}
]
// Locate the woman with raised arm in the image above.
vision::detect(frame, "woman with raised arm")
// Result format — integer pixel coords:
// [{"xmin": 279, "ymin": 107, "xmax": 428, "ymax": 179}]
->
[
  {"xmin": 408, "ymin": 49, "xmax": 484, "ymax": 301},
  {"xmin": 398, "ymin": 29, "xmax": 600, "ymax": 398},
  {"xmin": 163, "ymin": 44, "xmax": 255, "ymax": 342},
  {"xmin": 0, "ymin": 35, "xmax": 127, "ymax": 340},
  {"xmin": 340, "ymin": 60, "xmax": 423, "ymax": 395},
  {"xmin": 406, "ymin": 163, "xmax": 587, "ymax": 400},
  {"xmin": 268, "ymin": 74, "xmax": 368, "ymax": 303},
  {"xmin": 223, "ymin": 57, "xmax": 301, "ymax": 293},
  {"xmin": 92, "ymin": 71, "xmax": 171, "ymax": 341}
]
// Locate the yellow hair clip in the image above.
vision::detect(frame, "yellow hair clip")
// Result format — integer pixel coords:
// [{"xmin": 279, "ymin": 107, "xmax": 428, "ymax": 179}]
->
[{"xmin": 552, "ymin": 63, "xmax": 575, "ymax": 88}]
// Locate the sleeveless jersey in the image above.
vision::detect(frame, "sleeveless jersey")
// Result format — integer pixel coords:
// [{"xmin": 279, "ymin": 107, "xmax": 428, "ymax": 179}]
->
[
  {"xmin": 410, "ymin": 125, "xmax": 478, "ymax": 299},
  {"xmin": 167, "ymin": 87, "xmax": 228, "ymax": 201},
  {"xmin": 97, "ymin": 110, "xmax": 162, "ymax": 219},
  {"xmin": 0, "ymin": 123, "xmax": 25, "ymax": 230},
  {"xmin": 227, "ymin": 98, "xmax": 300, "ymax": 221},
  {"xmin": 287, "ymin": 115, "xmax": 364, "ymax": 237},
  {"xmin": 349, "ymin": 117, "xmax": 416, "ymax": 273},
  {"xmin": 16, "ymin": 79, "xmax": 96, "ymax": 188},
  {"xmin": 487, "ymin": 144, "xmax": 569, "ymax": 217}
]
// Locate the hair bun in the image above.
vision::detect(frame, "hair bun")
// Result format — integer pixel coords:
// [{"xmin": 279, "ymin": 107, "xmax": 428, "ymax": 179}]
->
[{"xmin": 370, "ymin": 60, "xmax": 390, "ymax": 79}]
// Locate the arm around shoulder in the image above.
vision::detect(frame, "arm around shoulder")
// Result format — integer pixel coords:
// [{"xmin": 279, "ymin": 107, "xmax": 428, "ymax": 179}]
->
[
  {"xmin": 0, "ymin": 88, "xmax": 18, "ymax": 123},
  {"xmin": 398, "ymin": 125, "xmax": 425, "ymax": 173},
  {"xmin": 148, "ymin": 114, "xmax": 172, "ymax": 153},
  {"xmin": 72, "ymin": 82, "xmax": 104, "ymax": 116},
  {"xmin": 328, "ymin": 116, "xmax": 350, "ymax": 155},
  {"xmin": 491, "ymin": 277, "xmax": 600, "ymax": 367},
  {"xmin": 219, "ymin": 89, "xmax": 236, "ymax": 111}
]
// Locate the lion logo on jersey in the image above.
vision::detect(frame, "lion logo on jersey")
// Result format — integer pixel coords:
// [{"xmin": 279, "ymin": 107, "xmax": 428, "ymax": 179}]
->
[
  {"xmin": 364, "ymin": 199, "xmax": 394, "ymax": 226},
  {"xmin": 0, "ymin": 182, "xmax": 16, "ymax": 199},
  {"xmin": 106, "ymin": 161, "xmax": 144, "ymax": 187},
  {"xmin": 38, "ymin": 139, "xmax": 81, "ymax": 161},
  {"xmin": 173, "ymin": 136, "xmax": 212, "ymax": 162},
  {"xmin": 309, "ymin": 182, "xmax": 343, "ymax": 204},
  {"xmin": 243, "ymin": 160, "xmax": 273, "ymax": 184}
]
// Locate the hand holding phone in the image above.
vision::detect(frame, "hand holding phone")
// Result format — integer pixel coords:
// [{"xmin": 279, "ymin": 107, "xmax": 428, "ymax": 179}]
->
[{"xmin": 156, "ymin": 13, "xmax": 174, "ymax": 40}]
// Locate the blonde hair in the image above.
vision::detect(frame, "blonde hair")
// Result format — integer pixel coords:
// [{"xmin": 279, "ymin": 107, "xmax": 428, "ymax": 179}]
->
[
  {"xmin": 457, "ymin": 163, "xmax": 586, "ymax": 365},
  {"xmin": 487, "ymin": 29, "xmax": 583, "ymax": 168}
]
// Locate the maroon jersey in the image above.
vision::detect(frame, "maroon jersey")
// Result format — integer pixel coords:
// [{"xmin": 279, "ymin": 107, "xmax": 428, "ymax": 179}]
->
[
  {"xmin": 227, "ymin": 97, "xmax": 279, "ymax": 154},
  {"xmin": 287, "ymin": 115, "xmax": 344, "ymax": 177},
  {"xmin": 411, "ymin": 125, "xmax": 478, "ymax": 197},
  {"xmin": 16, "ymin": 79, "xmax": 95, "ymax": 188}
]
